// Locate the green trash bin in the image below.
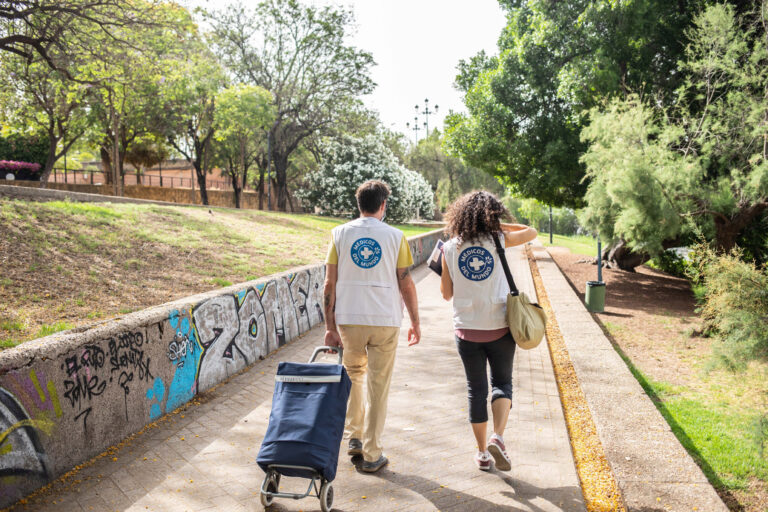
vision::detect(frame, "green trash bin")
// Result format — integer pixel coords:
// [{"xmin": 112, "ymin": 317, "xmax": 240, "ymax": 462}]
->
[{"xmin": 585, "ymin": 281, "xmax": 606, "ymax": 313}]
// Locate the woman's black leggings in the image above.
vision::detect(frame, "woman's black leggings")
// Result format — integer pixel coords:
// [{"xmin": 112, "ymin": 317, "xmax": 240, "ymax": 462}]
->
[{"xmin": 455, "ymin": 332, "xmax": 516, "ymax": 423}]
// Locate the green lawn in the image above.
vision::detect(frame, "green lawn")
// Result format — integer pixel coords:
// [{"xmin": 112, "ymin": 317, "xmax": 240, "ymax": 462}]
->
[
  {"xmin": 615, "ymin": 345, "xmax": 768, "ymax": 495},
  {"xmin": 538, "ymin": 233, "xmax": 598, "ymax": 257}
]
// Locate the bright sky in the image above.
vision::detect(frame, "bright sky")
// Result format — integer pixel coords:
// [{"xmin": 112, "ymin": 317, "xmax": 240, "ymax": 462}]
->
[{"xmin": 187, "ymin": 0, "xmax": 507, "ymax": 142}]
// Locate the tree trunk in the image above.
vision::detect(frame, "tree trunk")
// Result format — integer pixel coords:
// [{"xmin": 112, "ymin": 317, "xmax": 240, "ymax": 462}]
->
[
  {"xmin": 287, "ymin": 188, "xmax": 296, "ymax": 213},
  {"xmin": 257, "ymin": 167, "xmax": 264, "ymax": 210},
  {"xmin": 274, "ymin": 155, "xmax": 289, "ymax": 211},
  {"xmin": 39, "ymin": 130, "xmax": 59, "ymax": 187},
  {"xmin": 100, "ymin": 146, "xmax": 113, "ymax": 184},
  {"xmin": 194, "ymin": 161, "xmax": 209, "ymax": 206},
  {"xmin": 713, "ymin": 203, "xmax": 768, "ymax": 253},
  {"xmin": 233, "ymin": 180, "xmax": 242, "ymax": 209},
  {"xmin": 606, "ymin": 239, "xmax": 649, "ymax": 271}
]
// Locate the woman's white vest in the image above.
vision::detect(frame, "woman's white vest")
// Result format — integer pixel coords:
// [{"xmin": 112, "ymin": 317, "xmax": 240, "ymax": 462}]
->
[
  {"xmin": 443, "ymin": 234, "xmax": 508, "ymax": 330},
  {"xmin": 332, "ymin": 216, "xmax": 404, "ymax": 327}
]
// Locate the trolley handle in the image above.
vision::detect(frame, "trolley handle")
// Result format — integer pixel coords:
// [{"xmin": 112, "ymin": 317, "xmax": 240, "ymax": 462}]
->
[{"xmin": 309, "ymin": 346, "xmax": 343, "ymax": 364}]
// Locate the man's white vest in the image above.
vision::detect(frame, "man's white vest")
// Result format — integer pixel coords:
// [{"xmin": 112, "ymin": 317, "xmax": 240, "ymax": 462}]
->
[
  {"xmin": 443, "ymin": 234, "xmax": 508, "ymax": 330},
  {"xmin": 332, "ymin": 216, "xmax": 404, "ymax": 327}
]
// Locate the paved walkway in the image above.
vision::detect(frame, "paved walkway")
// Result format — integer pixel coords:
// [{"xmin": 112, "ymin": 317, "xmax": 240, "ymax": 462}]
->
[{"xmin": 17, "ymin": 246, "xmax": 584, "ymax": 512}]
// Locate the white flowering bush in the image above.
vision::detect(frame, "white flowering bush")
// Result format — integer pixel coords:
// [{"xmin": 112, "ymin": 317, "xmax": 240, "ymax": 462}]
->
[{"xmin": 299, "ymin": 135, "xmax": 434, "ymax": 223}]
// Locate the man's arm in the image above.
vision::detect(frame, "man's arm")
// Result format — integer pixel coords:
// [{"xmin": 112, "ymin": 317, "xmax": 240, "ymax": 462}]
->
[
  {"xmin": 323, "ymin": 263, "xmax": 342, "ymax": 347},
  {"xmin": 397, "ymin": 266, "xmax": 420, "ymax": 346},
  {"xmin": 500, "ymin": 223, "xmax": 538, "ymax": 247}
]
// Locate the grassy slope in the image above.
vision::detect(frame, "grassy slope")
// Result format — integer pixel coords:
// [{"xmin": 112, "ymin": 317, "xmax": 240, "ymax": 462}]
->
[
  {"xmin": 0, "ymin": 199, "xmax": 435, "ymax": 348},
  {"xmin": 538, "ymin": 233, "xmax": 597, "ymax": 257}
]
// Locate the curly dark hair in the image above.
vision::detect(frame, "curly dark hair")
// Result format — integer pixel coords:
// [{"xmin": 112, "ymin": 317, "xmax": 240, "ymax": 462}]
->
[{"xmin": 444, "ymin": 191, "xmax": 512, "ymax": 245}]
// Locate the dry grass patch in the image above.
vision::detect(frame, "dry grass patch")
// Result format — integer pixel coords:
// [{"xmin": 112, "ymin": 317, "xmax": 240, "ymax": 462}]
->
[{"xmin": 0, "ymin": 198, "xmax": 434, "ymax": 348}]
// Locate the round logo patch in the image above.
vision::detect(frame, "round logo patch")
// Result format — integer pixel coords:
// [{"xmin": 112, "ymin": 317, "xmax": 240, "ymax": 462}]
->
[
  {"xmin": 458, "ymin": 246, "xmax": 495, "ymax": 281},
  {"xmin": 350, "ymin": 238, "xmax": 382, "ymax": 269}
]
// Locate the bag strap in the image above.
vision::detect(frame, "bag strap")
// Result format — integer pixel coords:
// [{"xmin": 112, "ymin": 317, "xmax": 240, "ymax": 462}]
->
[{"xmin": 492, "ymin": 234, "xmax": 519, "ymax": 296}]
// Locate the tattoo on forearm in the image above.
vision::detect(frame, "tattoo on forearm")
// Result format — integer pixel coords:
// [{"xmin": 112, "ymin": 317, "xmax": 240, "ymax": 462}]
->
[{"xmin": 324, "ymin": 293, "xmax": 331, "ymax": 308}]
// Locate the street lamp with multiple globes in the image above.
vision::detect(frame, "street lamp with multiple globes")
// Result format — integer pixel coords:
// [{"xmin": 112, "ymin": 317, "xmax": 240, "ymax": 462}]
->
[
  {"xmin": 405, "ymin": 98, "xmax": 439, "ymax": 144},
  {"xmin": 418, "ymin": 98, "xmax": 438, "ymax": 136},
  {"xmin": 406, "ymin": 116, "xmax": 421, "ymax": 144}
]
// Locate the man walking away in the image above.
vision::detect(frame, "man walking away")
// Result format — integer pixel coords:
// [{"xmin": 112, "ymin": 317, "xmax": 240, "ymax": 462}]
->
[{"xmin": 323, "ymin": 179, "xmax": 420, "ymax": 473}]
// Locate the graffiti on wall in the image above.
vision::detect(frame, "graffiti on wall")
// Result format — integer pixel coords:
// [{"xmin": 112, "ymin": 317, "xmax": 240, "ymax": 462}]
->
[
  {"xmin": 60, "ymin": 332, "xmax": 153, "ymax": 428},
  {"xmin": 0, "ymin": 368, "xmax": 62, "ymax": 482},
  {"xmin": 192, "ymin": 268, "xmax": 325, "ymax": 392}
]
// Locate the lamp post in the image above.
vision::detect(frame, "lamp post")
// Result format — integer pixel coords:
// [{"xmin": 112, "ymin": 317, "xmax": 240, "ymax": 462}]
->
[
  {"xmin": 585, "ymin": 233, "xmax": 606, "ymax": 312},
  {"xmin": 549, "ymin": 205, "xmax": 553, "ymax": 244},
  {"xmin": 416, "ymin": 99, "xmax": 438, "ymax": 136},
  {"xmin": 406, "ymin": 116, "xmax": 421, "ymax": 144}
]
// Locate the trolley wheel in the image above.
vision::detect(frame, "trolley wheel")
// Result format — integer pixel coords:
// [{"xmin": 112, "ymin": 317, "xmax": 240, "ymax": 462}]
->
[
  {"xmin": 260, "ymin": 472, "xmax": 279, "ymax": 508},
  {"xmin": 319, "ymin": 481, "xmax": 334, "ymax": 512}
]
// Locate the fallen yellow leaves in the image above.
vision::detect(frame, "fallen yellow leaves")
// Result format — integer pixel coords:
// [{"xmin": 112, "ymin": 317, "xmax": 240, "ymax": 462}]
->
[{"xmin": 528, "ymin": 247, "xmax": 626, "ymax": 512}]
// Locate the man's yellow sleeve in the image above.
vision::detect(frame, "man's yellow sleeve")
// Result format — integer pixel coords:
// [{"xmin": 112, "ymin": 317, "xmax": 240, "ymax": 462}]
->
[
  {"xmin": 326, "ymin": 241, "xmax": 338, "ymax": 264},
  {"xmin": 396, "ymin": 235, "xmax": 414, "ymax": 268}
]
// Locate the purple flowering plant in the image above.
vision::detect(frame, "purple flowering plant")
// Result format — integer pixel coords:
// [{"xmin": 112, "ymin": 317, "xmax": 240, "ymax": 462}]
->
[{"xmin": 0, "ymin": 160, "xmax": 42, "ymax": 180}]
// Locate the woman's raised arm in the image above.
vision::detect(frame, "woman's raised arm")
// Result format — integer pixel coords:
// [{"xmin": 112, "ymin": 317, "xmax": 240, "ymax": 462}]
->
[{"xmin": 500, "ymin": 223, "xmax": 538, "ymax": 247}]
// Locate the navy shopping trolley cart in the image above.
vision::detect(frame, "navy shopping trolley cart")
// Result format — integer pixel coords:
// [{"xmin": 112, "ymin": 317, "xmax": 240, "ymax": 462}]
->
[{"xmin": 257, "ymin": 346, "xmax": 351, "ymax": 511}]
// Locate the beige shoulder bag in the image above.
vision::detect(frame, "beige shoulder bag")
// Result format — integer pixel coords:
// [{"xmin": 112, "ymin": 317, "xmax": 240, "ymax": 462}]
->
[{"xmin": 492, "ymin": 236, "xmax": 547, "ymax": 350}]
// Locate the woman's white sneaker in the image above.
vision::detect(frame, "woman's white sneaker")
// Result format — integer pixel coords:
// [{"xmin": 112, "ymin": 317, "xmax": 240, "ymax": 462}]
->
[
  {"xmin": 474, "ymin": 450, "xmax": 492, "ymax": 471},
  {"xmin": 487, "ymin": 434, "xmax": 511, "ymax": 471}
]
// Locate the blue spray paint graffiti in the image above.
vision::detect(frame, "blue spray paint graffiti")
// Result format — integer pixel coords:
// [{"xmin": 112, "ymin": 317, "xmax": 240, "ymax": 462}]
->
[{"xmin": 145, "ymin": 378, "xmax": 165, "ymax": 420}]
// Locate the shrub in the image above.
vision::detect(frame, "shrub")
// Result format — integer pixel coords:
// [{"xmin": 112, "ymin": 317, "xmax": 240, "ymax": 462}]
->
[
  {"xmin": 299, "ymin": 135, "xmax": 434, "ymax": 223},
  {"xmin": 697, "ymin": 245, "xmax": 768, "ymax": 366},
  {"xmin": 647, "ymin": 249, "xmax": 689, "ymax": 279},
  {"xmin": 0, "ymin": 132, "xmax": 48, "ymax": 168},
  {"xmin": 0, "ymin": 160, "xmax": 42, "ymax": 180}
]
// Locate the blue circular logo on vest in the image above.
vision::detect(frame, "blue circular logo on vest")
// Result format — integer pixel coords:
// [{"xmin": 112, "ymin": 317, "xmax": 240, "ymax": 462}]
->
[
  {"xmin": 351, "ymin": 238, "xmax": 382, "ymax": 269},
  {"xmin": 458, "ymin": 246, "xmax": 495, "ymax": 281}
]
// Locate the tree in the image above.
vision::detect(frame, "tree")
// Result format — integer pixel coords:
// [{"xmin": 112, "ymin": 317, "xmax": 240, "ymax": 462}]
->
[
  {"xmin": 445, "ymin": 0, "xmax": 701, "ymax": 209},
  {"xmin": 124, "ymin": 136, "xmax": 167, "ymax": 178},
  {"xmin": 0, "ymin": 0, "xmax": 167, "ymax": 76},
  {"xmin": 76, "ymin": 2, "xmax": 195, "ymax": 195},
  {"xmin": 0, "ymin": 54, "xmax": 89, "ymax": 184},
  {"xmin": 580, "ymin": 3, "xmax": 768, "ymax": 266},
  {"xmin": 213, "ymin": 84, "xmax": 274, "ymax": 209},
  {"xmin": 208, "ymin": 0, "xmax": 375, "ymax": 211},
  {"xmin": 161, "ymin": 45, "xmax": 227, "ymax": 206},
  {"xmin": 406, "ymin": 129, "xmax": 503, "ymax": 210},
  {"xmin": 298, "ymin": 135, "xmax": 434, "ymax": 223}
]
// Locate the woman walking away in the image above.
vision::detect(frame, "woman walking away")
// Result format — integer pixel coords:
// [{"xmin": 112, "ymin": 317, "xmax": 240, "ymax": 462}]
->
[{"xmin": 440, "ymin": 191, "xmax": 537, "ymax": 471}]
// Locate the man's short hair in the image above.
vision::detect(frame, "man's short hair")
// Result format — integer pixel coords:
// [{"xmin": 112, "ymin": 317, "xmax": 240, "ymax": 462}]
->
[{"xmin": 356, "ymin": 180, "xmax": 391, "ymax": 214}]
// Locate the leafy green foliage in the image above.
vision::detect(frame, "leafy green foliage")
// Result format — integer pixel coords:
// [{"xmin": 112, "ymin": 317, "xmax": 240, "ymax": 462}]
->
[
  {"xmin": 405, "ymin": 130, "xmax": 502, "ymax": 211},
  {"xmin": 0, "ymin": 131, "xmax": 49, "ymax": 168},
  {"xmin": 446, "ymin": 0, "xmax": 696, "ymax": 208},
  {"xmin": 579, "ymin": 4, "xmax": 768, "ymax": 258},
  {"xmin": 579, "ymin": 97, "xmax": 694, "ymax": 255},
  {"xmin": 208, "ymin": 0, "xmax": 375, "ymax": 211},
  {"xmin": 696, "ymin": 245, "xmax": 768, "ymax": 366},
  {"xmin": 299, "ymin": 135, "xmax": 434, "ymax": 223},
  {"xmin": 647, "ymin": 251, "xmax": 690, "ymax": 279},
  {"xmin": 212, "ymin": 84, "xmax": 274, "ymax": 208}
]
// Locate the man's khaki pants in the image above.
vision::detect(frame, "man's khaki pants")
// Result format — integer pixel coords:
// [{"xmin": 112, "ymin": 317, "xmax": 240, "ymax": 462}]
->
[{"xmin": 339, "ymin": 325, "xmax": 400, "ymax": 462}]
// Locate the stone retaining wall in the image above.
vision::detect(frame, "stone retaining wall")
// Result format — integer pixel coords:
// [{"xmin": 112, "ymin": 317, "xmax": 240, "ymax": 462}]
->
[{"xmin": 0, "ymin": 228, "xmax": 445, "ymax": 507}]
